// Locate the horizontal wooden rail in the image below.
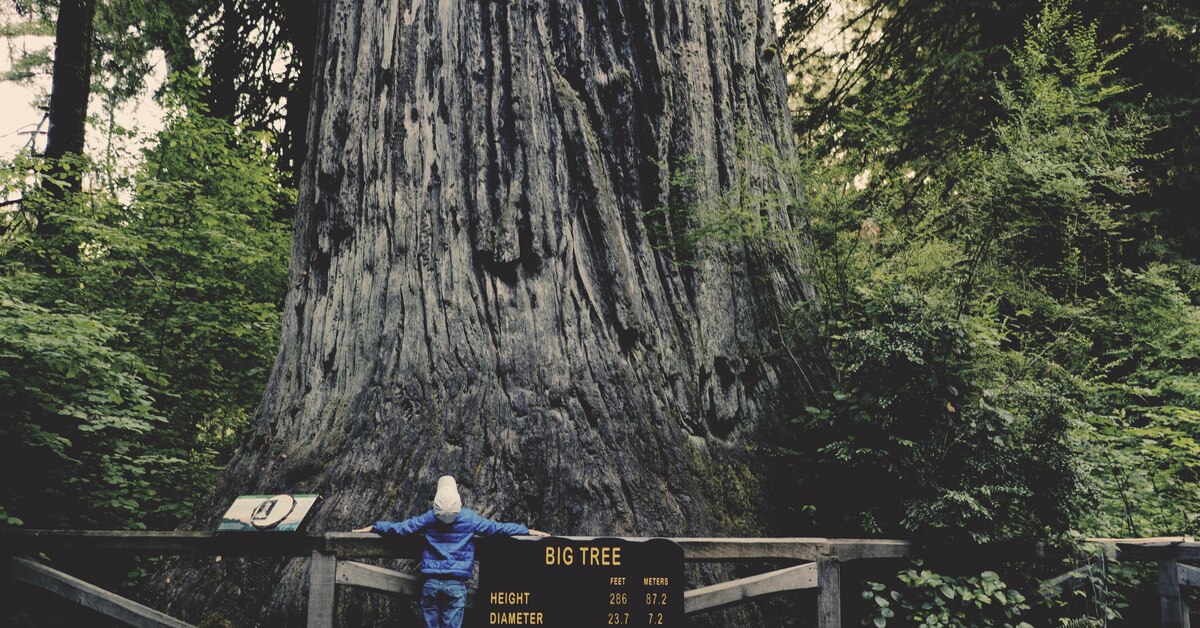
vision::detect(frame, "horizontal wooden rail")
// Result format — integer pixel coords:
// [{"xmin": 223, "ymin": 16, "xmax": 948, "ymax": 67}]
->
[
  {"xmin": 0, "ymin": 530, "xmax": 330, "ymax": 557},
  {"xmin": 3, "ymin": 530, "xmax": 1190, "ymax": 563},
  {"xmin": 1113, "ymin": 542, "xmax": 1200, "ymax": 562},
  {"xmin": 1086, "ymin": 536, "xmax": 1194, "ymax": 559},
  {"xmin": 1, "ymin": 531, "xmax": 918, "ymax": 562},
  {"xmin": 320, "ymin": 534, "xmax": 919, "ymax": 561},
  {"xmin": 335, "ymin": 561, "xmax": 479, "ymax": 607},
  {"xmin": 1178, "ymin": 563, "xmax": 1200, "ymax": 589}
]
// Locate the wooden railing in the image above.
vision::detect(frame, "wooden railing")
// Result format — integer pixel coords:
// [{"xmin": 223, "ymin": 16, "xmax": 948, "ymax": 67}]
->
[{"xmin": 1, "ymin": 531, "xmax": 1197, "ymax": 627}]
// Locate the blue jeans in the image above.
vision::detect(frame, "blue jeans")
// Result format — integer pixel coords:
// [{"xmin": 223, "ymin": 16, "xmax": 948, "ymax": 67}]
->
[{"xmin": 420, "ymin": 577, "xmax": 467, "ymax": 628}]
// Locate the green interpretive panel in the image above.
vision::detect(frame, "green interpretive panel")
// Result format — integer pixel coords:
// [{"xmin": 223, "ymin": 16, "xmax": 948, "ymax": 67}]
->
[
  {"xmin": 475, "ymin": 537, "xmax": 684, "ymax": 627},
  {"xmin": 216, "ymin": 494, "xmax": 321, "ymax": 532}
]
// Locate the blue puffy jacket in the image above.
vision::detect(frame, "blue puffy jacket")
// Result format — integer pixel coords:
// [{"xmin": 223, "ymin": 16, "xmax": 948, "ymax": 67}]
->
[{"xmin": 371, "ymin": 508, "xmax": 528, "ymax": 579}]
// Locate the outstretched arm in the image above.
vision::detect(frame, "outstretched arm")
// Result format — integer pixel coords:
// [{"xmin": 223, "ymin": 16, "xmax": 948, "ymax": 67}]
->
[
  {"xmin": 354, "ymin": 510, "xmax": 437, "ymax": 536},
  {"xmin": 474, "ymin": 515, "xmax": 550, "ymax": 537}
]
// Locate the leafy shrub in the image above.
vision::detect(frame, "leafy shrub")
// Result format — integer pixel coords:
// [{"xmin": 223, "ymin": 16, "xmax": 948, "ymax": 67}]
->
[
  {"xmin": 862, "ymin": 564, "xmax": 1032, "ymax": 628},
  {"xmin": 0, "ymin": 71, "xmax": 291, "ymax": 530}
]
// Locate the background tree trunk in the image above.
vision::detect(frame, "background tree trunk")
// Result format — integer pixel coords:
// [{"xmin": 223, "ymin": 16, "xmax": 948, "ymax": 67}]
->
[
  {"xmin": 155, "ymin": 0, "xmax": 822, "ymax": 623},
  {"xmin": 41, "ymin": 0, "xmax": 96, "ymax": 201},
  {"xmin": 205, "ymin": 0, "xmax": 243, "ymax": 122},
  {"xmin": 281, "ymin": 0, "xmax": 319, "ymax": 188}
]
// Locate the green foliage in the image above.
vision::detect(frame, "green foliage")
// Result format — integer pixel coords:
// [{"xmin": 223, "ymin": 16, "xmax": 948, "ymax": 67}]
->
[
  {"xmin": 862, "ymin": 564, "xmax": 1032, "ymax": 628},
  {"xmin": 0, "ymin": 14, "xmax": 54, "ymax": 39},
  {"xmin": 640, "ymin": 155, "xmax": 703, "ymax": 260},
  {"xmin": 1074, "ymin": 265, "xmax": 1200, "ymax": 536},
  {"xmin": 778, "ymin": 1, "xmax": 1159, "ymax": 543},
  {"xmin": 693, "ymin": 131, "xmax": 802, "ymax": 254},
  {"xmin": 827, "ymin": 295, "xmax": 1078, "ymax": 540},
  {"xmin": 782, "ymin": 0, "xmax": 1200, "ymax": 261},
  {"xmin": 962, "ymin": 5, "xmax": 1146, "ymax": 299},
  {"xmin": 1037, "ymin": 550, "xmax": 1131, "ymax": 624},
  {"xmin": 1, "ymin": 45, "xmax": 51, "ymax": 82},
  {"xmin": 0, "ymin": 278, "xmax": 164, "ymax": 528},
  {"xmin": 772, "ymin": 0, "xmax": 1200, "ymax": 554},
  {"xmin": 640, "ymin": 132, "xmax": 803, "ymax": 264},
  {"xmin": 0, "ymin": 71, "xmax": 292, "ymax": 529},
  {"xmin": 775, "ymin": 0, "xmax": 1200, "ymax": 620}
]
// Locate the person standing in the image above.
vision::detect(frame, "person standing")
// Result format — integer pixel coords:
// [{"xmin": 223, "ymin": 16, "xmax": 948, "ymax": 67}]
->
[{"xmin": 354, "ymin": 475, "xmax": 549, "ymax": 628}]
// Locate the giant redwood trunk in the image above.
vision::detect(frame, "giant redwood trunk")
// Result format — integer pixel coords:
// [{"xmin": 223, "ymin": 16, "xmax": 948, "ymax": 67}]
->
[{"xmin": 157, "ymin": 0, "xmax": 820, "ymax": 623}]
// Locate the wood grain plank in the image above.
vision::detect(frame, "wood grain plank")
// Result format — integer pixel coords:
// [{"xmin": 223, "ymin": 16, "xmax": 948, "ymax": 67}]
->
[
  {"xmin": 683, "ymin": 562, "xmax": 817, "ymax": 615},
  {"xmin": 2, "ymin": 556, "xmax": 193, "ymax": 628},
  {"xmin": 305, "ymin": 550, "xmax": 337, "ymax": 628},
  {"xmin": 817, "ymin": 558, "xmax": 841, "ymax": 628}
]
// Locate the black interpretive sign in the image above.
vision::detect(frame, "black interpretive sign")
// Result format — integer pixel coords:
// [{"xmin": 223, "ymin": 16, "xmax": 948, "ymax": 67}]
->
[{"xmin": 475, "ymin": 537, "xmax": 684, "ymax": 627}]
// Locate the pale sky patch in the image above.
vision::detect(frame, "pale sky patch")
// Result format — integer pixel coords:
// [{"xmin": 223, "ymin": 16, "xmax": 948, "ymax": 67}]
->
[{"xmin": 1, "ymin": 3, "xmax": 167, "ymax": 165}]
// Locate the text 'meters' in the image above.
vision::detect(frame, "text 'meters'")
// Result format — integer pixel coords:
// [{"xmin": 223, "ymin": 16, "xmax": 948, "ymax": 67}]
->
[{"xmin": 476, "ymin": 537, "xmax": 683, "ymax": 627}]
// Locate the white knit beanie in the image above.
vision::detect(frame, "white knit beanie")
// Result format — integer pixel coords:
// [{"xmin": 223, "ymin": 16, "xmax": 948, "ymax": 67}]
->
[{"xmin": 433, "ymin": 475, "xmax": 462, "ymax": 523}]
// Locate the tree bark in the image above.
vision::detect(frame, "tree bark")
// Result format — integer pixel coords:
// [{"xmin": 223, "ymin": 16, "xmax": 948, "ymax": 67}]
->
[
  {"xmin": 156, "ymin": 0, "xmax": 821, "ymax": 623},
  {"xmin": 41, "ymin": 0, "xmax": 97, "ymax": 201}
]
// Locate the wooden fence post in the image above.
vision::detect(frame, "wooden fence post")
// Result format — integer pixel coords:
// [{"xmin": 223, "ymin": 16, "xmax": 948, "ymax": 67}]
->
[
  {"xmin": 817, "ymin": 557, "xmax": 841, "ymax": 628},
  {"xmin": 1160, "ymin": 557, "xmax": 1188, "ymax": 628},
  {"xmin": 306, "ymin": 550, "xmax": 337, "ymax": 628}
]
